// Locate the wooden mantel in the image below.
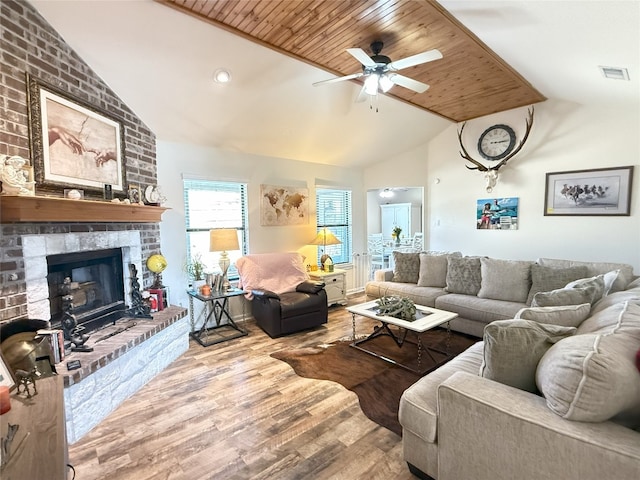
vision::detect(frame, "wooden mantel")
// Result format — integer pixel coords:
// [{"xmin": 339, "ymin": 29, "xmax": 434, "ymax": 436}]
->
[{"xmin": 0, "ymin": 195, "xmax": 168, "ymax": 223}]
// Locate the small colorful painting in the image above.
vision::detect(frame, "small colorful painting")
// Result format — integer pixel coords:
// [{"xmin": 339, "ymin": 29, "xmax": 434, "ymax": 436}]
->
[{"xmin": 476, "ymin": 197, "xmax": 519, "ymax": 230}]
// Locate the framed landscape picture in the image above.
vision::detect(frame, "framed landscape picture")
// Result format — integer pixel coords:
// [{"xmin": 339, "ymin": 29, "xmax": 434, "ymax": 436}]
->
[
  {"xmin": 26, "ymin": 73, "xmax": 126, "ymax": 195},
  {"xmin": 544, "ymin": 166, "xmax": 633, "ymax": 216}
]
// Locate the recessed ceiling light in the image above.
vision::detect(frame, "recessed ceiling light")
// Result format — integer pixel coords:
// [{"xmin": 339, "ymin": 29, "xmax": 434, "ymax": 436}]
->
[
  {"xmin": 598, "ymin": 66, "xmax": 630, "ymax": 81},
  {"xmin": 213, "ymin": 69, "xmax": 232, "ymax": 83},
  {"xmin": 379, "ymin": 188, "xmax": 394, "ymax": 198}
]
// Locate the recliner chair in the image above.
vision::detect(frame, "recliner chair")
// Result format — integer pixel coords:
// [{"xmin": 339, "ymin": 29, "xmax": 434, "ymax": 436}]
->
[{"xmin": 236, "ymin": 253, "xmax": 328, "ymax": 338}]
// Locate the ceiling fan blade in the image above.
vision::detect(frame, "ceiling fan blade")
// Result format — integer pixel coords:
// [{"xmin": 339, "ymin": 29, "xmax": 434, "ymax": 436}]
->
[
  {"xmin": 355, "ymin": 84, "xmax": 369, "ymax": 103},
  {"xmin": 313, "ymin": 72, "xmax": 363, "ymax": 87},
  {"xmin": 388, "ymin": 73, "xmax": 430, "ymax": 93},
  {"xmin": 346, "ymin": 48, "xmax": 377, "ymax": 67},
  {"xmin": 388, "ymin": 49, "xmax": 443, "ymax": 71}
]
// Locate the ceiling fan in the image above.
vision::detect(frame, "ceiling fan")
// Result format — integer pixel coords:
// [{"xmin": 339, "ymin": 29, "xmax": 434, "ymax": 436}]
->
[{"xmin": 313, "ymin": 41, "xmax": 443, "ymax": 98}]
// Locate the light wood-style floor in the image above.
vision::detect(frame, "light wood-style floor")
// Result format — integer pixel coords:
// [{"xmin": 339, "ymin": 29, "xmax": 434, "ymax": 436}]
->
[{"xmin": 68, "ymin": 294, "xmax": 416, "ymax": 480}]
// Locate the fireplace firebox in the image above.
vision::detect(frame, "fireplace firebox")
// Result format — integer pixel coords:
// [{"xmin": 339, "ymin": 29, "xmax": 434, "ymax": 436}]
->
[{"xmin": 47, "ymin": 248, "xmax": 127, "ymax": 334}]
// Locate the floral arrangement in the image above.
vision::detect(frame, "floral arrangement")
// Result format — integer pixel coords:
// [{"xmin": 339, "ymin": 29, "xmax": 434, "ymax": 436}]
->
[
  {"xmin": 375, "ymin": 295, "xmax": 417, "ymax": 321},
  {"xmin": 391, "ymin": 226, "xmax": 402, "ymax": 239}
]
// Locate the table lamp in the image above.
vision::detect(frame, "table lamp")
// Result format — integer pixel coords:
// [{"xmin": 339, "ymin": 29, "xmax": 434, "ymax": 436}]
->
[
  {"xmin": 308, "ymin": 228, "xmax": 341, "ymax": 269},
  {"xmin": 209, "ymin": 228, "xmax": 239, "ymax": 290}
]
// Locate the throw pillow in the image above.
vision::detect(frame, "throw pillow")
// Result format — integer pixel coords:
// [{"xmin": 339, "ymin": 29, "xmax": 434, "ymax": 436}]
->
[
  {"xmin": 417, "ymin": 251, "xmax": 462, "ymax": 287},
  {"xmin": 566, "ymin": 270, "xmax": 620, "ymax": 297},
  {"xmin": 445, "ymin": 256, "xmax": 482, "ymax": 295},
  {"xmin": 392, "ymin": 251, "xmax": 421, "ymax": 283},
  {"xmin": 515, "ymin": 303, "xmax": 591, "ymax": 328},
  {"xmin": 480, "ymin": 319, "xmax": 576, "ymax": 393},
  {"xmin": 526, "ymin": 264, "xmax": 589, "ymax": 305},
  {"xmin": 564, "ymin": 275, "xmax": 606, "ymax": 304},
  {"xmin": 537, "ymin": 258, "xmax": 633, "ymax": 293},
  {"xmin": 536, "ymin": 301, "xmax": 640, "ymax": 424},
  {"xmin": 531, "ymin": 276, "xmax": 605, "ymax": 307},
  {"xmin": 477, "ymin": 258, "xmax": 532, "ymax": 303}
]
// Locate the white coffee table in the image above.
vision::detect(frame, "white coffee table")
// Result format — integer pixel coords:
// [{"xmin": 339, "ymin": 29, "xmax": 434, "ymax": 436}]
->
[{"xmin": 347, "ymin": 300, "xmax": 458, "ymax": 374}]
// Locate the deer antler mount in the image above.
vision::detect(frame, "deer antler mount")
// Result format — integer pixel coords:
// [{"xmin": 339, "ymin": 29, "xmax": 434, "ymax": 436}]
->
[{"xmin": 457, "ymin": 107, "xmax": 534, "ymax": 193}]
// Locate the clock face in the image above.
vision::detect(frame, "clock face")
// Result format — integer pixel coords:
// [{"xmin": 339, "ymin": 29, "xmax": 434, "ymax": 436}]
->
[{"xmin": 477, "ymin": 124, "xmax": 516, "ymax": 161}]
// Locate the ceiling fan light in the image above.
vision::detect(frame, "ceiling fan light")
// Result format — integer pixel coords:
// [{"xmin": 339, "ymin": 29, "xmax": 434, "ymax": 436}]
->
[
  {"xmin": 364, "ymin": 74, "xmax": 379, "ymax": 95},
  {"xmin": 379, "ymin": 188, "xmax": 394, "ymax": 198},
  {"xmin": 379, "ymin": 74, "xmax": 394, "ymax": 92}
]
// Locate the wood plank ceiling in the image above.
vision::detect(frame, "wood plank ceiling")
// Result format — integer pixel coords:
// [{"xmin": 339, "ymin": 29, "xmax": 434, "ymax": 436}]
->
[{"xmin": 157, "ymin": 0, "xmax": 546, "ymax": 122}]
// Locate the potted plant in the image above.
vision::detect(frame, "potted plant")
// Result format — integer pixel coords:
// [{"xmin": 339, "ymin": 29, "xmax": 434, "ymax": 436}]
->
[
  {"xmin": 392, "ymin": 226, "xmax": 402, "ymax": 246},
  {"xmin": 185, "ymin": 253, "xmax": 207, "ymax": 290}
]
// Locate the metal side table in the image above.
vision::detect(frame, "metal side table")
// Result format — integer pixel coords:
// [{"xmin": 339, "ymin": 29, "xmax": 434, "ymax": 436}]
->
[{"xmin": 187, "ymin": 288, "xmax": 247, "ymax": 346}]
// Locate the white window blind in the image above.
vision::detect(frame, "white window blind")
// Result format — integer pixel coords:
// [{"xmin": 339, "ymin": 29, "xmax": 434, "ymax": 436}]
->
[
  {"xmin": 316, "ymin": 188, "xmax": 352, "ymax": 264},
  {"xmin": 183, "ymin": 179, "xmax": 247, "ymax": 280}
]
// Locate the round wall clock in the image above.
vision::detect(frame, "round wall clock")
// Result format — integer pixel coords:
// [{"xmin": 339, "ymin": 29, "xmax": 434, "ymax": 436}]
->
[{"xmin": 477, "ymin": 124, "xmax": 516, "ymax": 161}]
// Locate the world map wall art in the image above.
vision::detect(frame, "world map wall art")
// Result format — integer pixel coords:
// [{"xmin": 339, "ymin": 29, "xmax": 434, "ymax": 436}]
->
[{"xmin": 261, "ymin": 184, "xmax": 309, "ymax": 226}]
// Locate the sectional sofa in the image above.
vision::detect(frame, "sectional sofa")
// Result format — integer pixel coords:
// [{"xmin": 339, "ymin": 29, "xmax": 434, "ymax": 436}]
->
[
  {"xmin": 364, "ymin": 251, "xmax": 635, "ymax": 337},
  {"xmin": 365, "ymin": 252, "xmax": 640, "ymax": 479}
]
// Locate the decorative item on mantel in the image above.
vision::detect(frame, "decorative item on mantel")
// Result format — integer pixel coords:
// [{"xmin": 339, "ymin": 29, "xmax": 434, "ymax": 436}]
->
[{"xmin": 0, "ymin": 155, "xmax": 35, "ymax": 196}]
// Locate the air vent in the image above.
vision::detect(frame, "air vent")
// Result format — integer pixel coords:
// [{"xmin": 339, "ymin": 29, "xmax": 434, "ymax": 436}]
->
[{"xmin": 599, "ymin": 66, "xmax": 630, "ymax": 81}]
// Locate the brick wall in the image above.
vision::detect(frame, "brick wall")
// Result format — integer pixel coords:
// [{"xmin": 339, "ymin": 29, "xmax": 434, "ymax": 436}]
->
[{"xmin": 0, "ymin": 1, "xmax": 162, "ymax": 322}]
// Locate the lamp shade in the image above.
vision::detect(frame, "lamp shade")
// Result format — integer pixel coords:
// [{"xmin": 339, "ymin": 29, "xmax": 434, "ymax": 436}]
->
[
  {"xmin": 209, "ymin": 229, "xmax": 239, "ymax": 252},
  {"xmin": 308, "ymin": 228, "xmax": 341, "ymax": 247}
]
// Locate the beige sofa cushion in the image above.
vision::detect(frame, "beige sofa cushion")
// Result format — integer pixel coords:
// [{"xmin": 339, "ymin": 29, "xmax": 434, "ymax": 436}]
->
[
  {"xmin": 537, "ymin": 257, "xmax": 634, "ymax": 293},
  {"xmin": 445, "ymin": 256, "xmax": 482, "ymax": 295},
  {"xmin": 481, "ymin": 319, "xmax": 576, "ymax": 393},
  {"xmin": 399, "ymin": 342, "xmax": 483, "ymax": 443},
  {"xmin": 417, "ymin": 252, "xmax": 462, "ymax": 288},
  {"xmin": 526, "ymin": 264, "xmax": 589, "ymax": 305},
  {"xmin": 536, "ymin": 301, "xmax": 640, "ymax": 425},
  {"xmin": 532, "ymin": 276, "xmax": 605, "ymax": 307},
  {"xmin": 515, "ymin": 303, "xmax": 591, "ymax": 328},
  {"xmin": 477, "ymin": 258, "xmax": 532, "ymax": 303},
  {"xmin": 392, "ymin": 251, "xmax": 421, "ymax": 283}
]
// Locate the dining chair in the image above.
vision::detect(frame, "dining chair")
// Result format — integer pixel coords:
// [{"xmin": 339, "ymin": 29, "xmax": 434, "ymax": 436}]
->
[
  {"xmin": 368, "ymin": 233, "xmax": 387, "ymax": 276},
  {"xmin": 412, "ymin": 232, "xmax": 424, "ymax": 251}
]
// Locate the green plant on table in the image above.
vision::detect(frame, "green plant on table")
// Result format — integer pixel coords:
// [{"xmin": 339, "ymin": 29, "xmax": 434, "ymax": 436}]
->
[
  {"xmin": 185, "ymin": 253, "xmax": 206, "ymax": 281},
  {"xmin": 391, "ymin": 226, "xmax": 402, "ymax": 240},
  {"xmin": 376, "ymin": 295, "xmax": 417, "ymax": 321}
]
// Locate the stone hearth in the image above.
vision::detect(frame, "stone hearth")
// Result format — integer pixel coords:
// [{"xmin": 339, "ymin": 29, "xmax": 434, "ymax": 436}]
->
[{"xmin": 61, "ymin": 306, "xmax": 189, "ymax": 444}]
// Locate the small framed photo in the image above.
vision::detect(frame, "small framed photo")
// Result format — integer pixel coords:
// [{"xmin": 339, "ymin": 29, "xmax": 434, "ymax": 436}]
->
[
  {"xmin": 0, "ymin": 351, "xmax": 16, "ymax": 390},
  {"xmin": 148, "ymin": 288, "xmax": 165, "ymax": 311},
  {"xmin": 544, "ymin": 166, "xmax": 634, "ymax": 216}
]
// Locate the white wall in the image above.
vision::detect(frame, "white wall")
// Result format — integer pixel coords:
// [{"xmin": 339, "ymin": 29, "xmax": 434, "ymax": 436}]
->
[
  {"xmin": 419, "ymin": 100, "xmax": 640, "ymax": 270},
  {"xmin": 156, "ymin": 141, "xmax": 365, "ymax": 310}
]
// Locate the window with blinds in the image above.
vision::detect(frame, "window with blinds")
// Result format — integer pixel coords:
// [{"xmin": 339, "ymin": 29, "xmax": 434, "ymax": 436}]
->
[
  {"xmin": 183, "ymin": 179, "xmax": 247, "ymax": 280},
  {"xmin": 316, "ymin": 188, "xmax": 352, "ymax": 265}
]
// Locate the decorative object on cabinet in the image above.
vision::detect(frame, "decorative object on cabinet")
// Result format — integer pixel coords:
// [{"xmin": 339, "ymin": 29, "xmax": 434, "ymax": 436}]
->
[
  {"xmin": 0, "ymin": 155, "xmax": 35, "ymax": 196},
  {"xmin": 476, "ymin": 197, "xmax": 519, "ymax": 230},
  {"xmin": 0, "ymin": 352, "xmax": 15, "ymax": 390},
  {"xmin": 544, "ymin": 166, "xmax": 633, "ymax": 216},
  {"xmin": 457, "ymin": 107, "xmax": 534, "ymax": 193},
  {"xmin": 308, "ymin": 227, "xmax": 342, "ymax": 269},
  {"xmin": 26, "ymin": 73, "xmax": 126, "ymax": 195},
  {"xmin": 209, "ymin": 229, "xmax": 240, "ymax": 291},
  {"xmin": 260, "ymin": 184, "xmax": 309, "ymax": 226}
]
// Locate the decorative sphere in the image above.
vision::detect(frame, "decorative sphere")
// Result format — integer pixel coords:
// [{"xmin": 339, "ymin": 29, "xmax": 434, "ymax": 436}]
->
[{"xmin": 146, "ymin": 254, "xmax": 167, "ymax": 274}]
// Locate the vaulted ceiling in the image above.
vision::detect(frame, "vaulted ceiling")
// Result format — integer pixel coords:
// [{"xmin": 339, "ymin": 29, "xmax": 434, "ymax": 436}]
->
[
  {"xmin": 158, "ymin": 0, "xmax": 546, "ymax": 122},
  {"xmin": 29, "ymin": 1, "xmax": 639, "ymax": 169}
]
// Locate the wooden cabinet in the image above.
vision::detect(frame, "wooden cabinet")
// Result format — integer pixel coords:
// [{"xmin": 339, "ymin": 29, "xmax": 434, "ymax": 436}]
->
[
  {"xmin": 380, "ymin": 203, "xmax": 421, "ymax": 242},
  {"xmin": 309, "ymin": 269, "xmax": 347, "ymax": 306},
  {"xmin": 1, "ymin": 375, "xmax": 68, "ymax": 479}
]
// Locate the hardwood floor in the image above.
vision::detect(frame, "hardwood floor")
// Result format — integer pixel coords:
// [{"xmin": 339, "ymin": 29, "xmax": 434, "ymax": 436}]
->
[{"xmin": 68, "ymin": 295, "xmax": 416, "ymax": 480}]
